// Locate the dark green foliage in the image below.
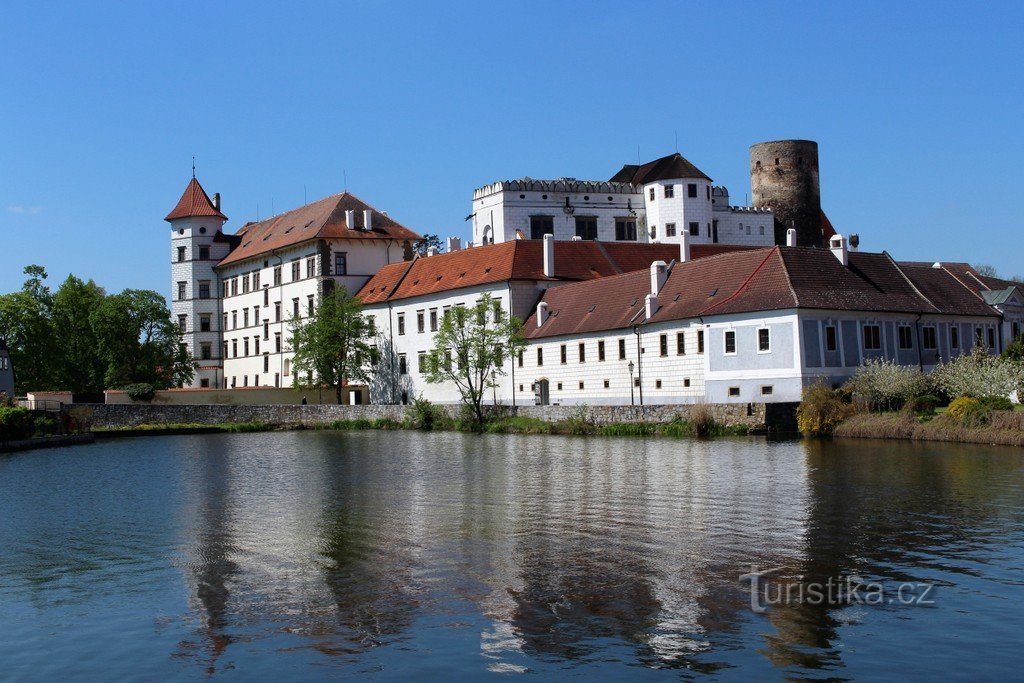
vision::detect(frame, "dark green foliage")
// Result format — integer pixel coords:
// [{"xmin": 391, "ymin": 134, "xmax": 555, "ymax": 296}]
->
[
  {"xmin": 406, "ymin": 397, "xmax": 448, "ymax": 431},
  {"xmin": 797, "ymin": 382, "xmax": 857, "ymax": 436},
  {"xmin": 903, "ymin": 395, "xmax": 944, "ymax": 417},
  {"xmin": 123, "ymin": 383, "xmax": 156, "ymax": 402},
  {"xmin": 290, "ymin": 288, "xmax": 372, "ymax": 404},
  {"xmin": 0, "ymin": 406, "xmax": 34, "ymax": 441},
  {"xmin": 980, "ymin": 396, "xmax": 1014, "ymax": 412}
]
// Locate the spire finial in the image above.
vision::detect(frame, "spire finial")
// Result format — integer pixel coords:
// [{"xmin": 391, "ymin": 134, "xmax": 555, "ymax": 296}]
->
[{"xmin": 192, "ymin": 155, "xmax": 196, "ymax": 178}]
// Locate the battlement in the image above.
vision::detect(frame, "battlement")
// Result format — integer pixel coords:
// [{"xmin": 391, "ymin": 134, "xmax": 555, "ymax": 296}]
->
[{"xmin": 474, "ymin": 177, "xmax": 639, "ymax": 200}]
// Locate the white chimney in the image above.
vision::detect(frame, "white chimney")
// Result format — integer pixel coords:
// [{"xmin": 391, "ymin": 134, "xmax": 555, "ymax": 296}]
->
[
  {"xmin": 345, "ymin": 209, "xmax": 355, "ymax": 229},
  {"xmin": 849, "ymin": 233, "xmax": 860, "ymax": 252},
  {"xmin": 363, "ymin": 209, "xmax": 373, "ymax": 231},
  {"xmin": 446, "ymin": 236, "xmax": 462, "ymax": 252},
  {"xmin": 543, "ymin": 233, "xmax": 555, "ymax": 277},
  {"xmin": 571, "ymin": 235, "xmax": 582, "ymax": 241},
  {"xmin": 645, "ymin": 293, "xmax": 659, "ymax": 319},
  {"xmin": 427, "ymin": 246, "xmax": 438, "ymax": 257},
  {"xmin": 830, "ymin": 234, "xmax": 849, "ymax": 266},
  {"xmin": 650, "ymin": 260, "xmax": 668, "ymax": 297},
  {"xmin": 786, "ymin": 228, "xmax": 797, "ymax": 247},
  {"xmin": 680, "ymin": 231, "xmax": 691, "ymax": 262},
  {"xmin": 537, "ymin": 301, "xmax": 549, "ymax": 327}
]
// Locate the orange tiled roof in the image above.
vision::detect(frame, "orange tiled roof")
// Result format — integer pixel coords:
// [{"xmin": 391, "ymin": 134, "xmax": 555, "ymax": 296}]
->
[
  {"xmin": 217, "ymin": 192, "xmax": 422, "ymax": 267},
  {"xmin": 165, "ymin": 177, "xmax": 228, "ymax": 221}
]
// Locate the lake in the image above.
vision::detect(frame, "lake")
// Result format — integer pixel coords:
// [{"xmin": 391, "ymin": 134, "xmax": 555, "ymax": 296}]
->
[{"xmin": 1, "ymin": 431, "xmax": 1022, "ymax": 680}]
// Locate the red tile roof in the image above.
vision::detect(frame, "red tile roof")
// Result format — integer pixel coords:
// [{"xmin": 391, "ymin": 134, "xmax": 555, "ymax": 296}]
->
[
  {"xmin": 217, "ymin": 192, "xmax": 422, "ymax": 267},
  {"xmin": 610, "ymin": 152, "xmax": 712, "ymax": 184},
  {"xmin": 524, "ymin": 247, "xmax": 1000, "ymax": 339},
  {"xmin": 165, "ymin": 177, "xmax": 228, "ymax": 221}
]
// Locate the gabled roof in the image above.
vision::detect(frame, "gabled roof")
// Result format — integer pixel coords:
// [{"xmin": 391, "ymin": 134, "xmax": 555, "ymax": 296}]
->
[
  {"xmin": 523, "ymin": 247, "xmax": 1001, "ymax": 339},
  {"xmin": 609, "ymin": 152, "xmax": 712, "ymax": 185},
  {"xmin": 165, "ymin": 177, "xmax": 228, "ymax": 221},
  {"xmin": 356, "ymin": 240, "xmax": 755, "ymax": 305},
  {"xmin": 217, "ymin": 192, "xmax": 422, "ymax": 267}
]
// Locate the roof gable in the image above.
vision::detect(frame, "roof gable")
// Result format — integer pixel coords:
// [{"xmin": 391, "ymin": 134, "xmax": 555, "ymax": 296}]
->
[
  {"xmin": 165, "ymin": 177, "xmax": 228, "ymax": 222},
  {"xmin": 609, "ymin": 152, "xmax": 712, "ymax": 185}
]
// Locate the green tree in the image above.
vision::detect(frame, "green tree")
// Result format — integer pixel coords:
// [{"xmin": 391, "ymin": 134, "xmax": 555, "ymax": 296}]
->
[
  {"xmin": 51, "ymin": 275, "xmax": 107, "ymax": 393},
  {"xmin": 0, "ymin": 265, "xmax": 57, "ymax": 393},
  {"xmin": 413, "ymin": 234, "xmax": 443, "ymax": 256},
  {"xmin": 289, "ymin": 288, "xmax": 372, "ymax": 403},
  {"xmin": 424, "ymin": 293, "xmax": 525, "ymax": 425},
  {"xmin": 90, "ymin": 289, "xmax": 194, "ymax": 389}
]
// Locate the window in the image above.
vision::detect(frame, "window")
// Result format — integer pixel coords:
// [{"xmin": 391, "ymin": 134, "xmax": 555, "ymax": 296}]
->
[
  {"xmin": 264, "ymin": 355, "xmax": 269, "ymax": 372},
  {"xmin": 579, "ymin": 381, "xmax": 585, "ymax": 390},
  {"xmin": 975, "ymin": 327, "xmax": 984, "ymax": 348},
  {"xmin": 232, "ymin": 339, "xmax": 238, "ymax": 358},
  {"xmin": 199, "ymin": 246, "xmax": 210, "ymax": 261},
  {"xmin": 264, "ymin": 289, "xmax": 269, "ymax": 306},
  {"xmin": 290, "ymin": 261, "xmax": 300, "ymax": 281},
  {"xmin": 687, "ymin": 183, "xmax": 698, "ymax": 198},
  {"xmin": 677, "ymin": 332, "xmax": 686, "ymax": 355},
  {"xmin": 253, "ymin": 271, "xmax": 260, "ymax": 289},
  {"xmin": 284, "ymin": 358, "xmax": 290, "ymax": 376},
  {"xmin": 537, "ymin": 347, "xmax": 544, "ymax": 366},
  {"xmin": 517, "ymin": 350, "xmax": 524, "ymax": 367},
  {"xmin": 398, "ymin": 314, "xmax": 406, "ymax": 336},
  {"xmin": 197, "ymin": 281, "xmax": 210, "ymax": 300},
  {"xmin": 231, "ymin": 311, "xmax": 237, "ymax": 329},
  {"xmin": 335, "ymin": 253, "xmax": 347, "ymax": 276},
  {"xmin": 274, "ymin": 333, "xmax": 281, "ymax": 353},
  {"xmin": 273, "ymin": 266, "xmax": 281, "ymax": 286},
  {"xmin": 493, "ymin": 300, "xmax": 502, "ymax": 322},
  {"xmin": 560, "ymin": 344, "xmax": 567, "ymax": 364},
  {"xmin": 988, "ymin": 328, "xmax": 996, "ymax": 349},
  {"xmin": 951, "ymin": 326, "xmax": 959, "ymax": 349},
  {"xmin": 578, "ymin": 343, "xmax": 586, "ymax": 363},
  {"xmin": 574, "ymin": 216, "xmax": 597, "ymax": 240},
  {"xmin": 688, "ymin": 222, "xmax": 700, "ymax": 236},
  {"xmin": 306, "ymin": 258, "xmax": 316, "ymax": 278},
  {"xmin": 659, "ymin": 334, "xmax": 668, "ymax": 356},
  {"xmin": 697, "ymin": 330, "xmax": 705, "ymax": 354},
  {"xmin": 178, "ymin": 314, "xmax": 187, "ymax": 333},
  {"xmin": 177, "ymin": 281, "xmax": 186, "ymax": 300},
  {"xmin": 724, "ymin": 330, "xmax": 736, "ymax": 354},
  {"xmin": 603, "ymin": 380, "xmax": 609, "ymax": 388},
  {"xmin": 200, "ymin": 378, "xmax": 210, "ymax": 388},
  {"xmin": 618, "ymin": 338, "xmax": 627, "ymax": 360},
  {"xmin": 231, "ymin": 278, "xmax": 238, "ymax": 296},
  {"xmin": 263, "ymin": 321, "xmax": 269, "ymax": 340},
  {"xmin": 530, "ymin": 216, "xmax": 554, "ymax": 240},
  {"xmin": 1013, "ymin": 322, "xmax": 1021, "ymax": 340},
  {"xmin": 430, "ymin": 309, "xmax": 438, "ymax": 332},
  {"xmin": 650, "ymin": 225, "xmax": 656, "ymax": 239},
  {"xmin": 254, "ymin": 337, "xmax": 260, "ymax": 355},
  {"xmin": 922, "ymin": 327, "xmax": 937, "ymax": 350},
  {"xmin": 418, "ymin": 352, "xmax": 427, "ymax": 373},
  {"xmin": 417, "ymin": 311, "xmax": 425, "ymax": 333},
  {"xmin": 244, "ymin": 309, "xmax": 250, "ymax": 328},
  {"xmin": 655, "ymin": 380, "xmax": 662, "ymax": 389},
  {"xmin": 292, "ymin": 298, "xmax": 299, "ymax": 318},
  {"xmin": 665, "ymin": 223, "xmax": 676, "ymax": 237},
  {"xmin": 367, "ymin": 316, "xmax": 376, "ymax": 335},
  {"xmin": 863, "ymin": 324, "xmax": 881, "ymax": 350},
  {"xmin": 825, "ymin": 325, "xmax": 837, "ymax": 352},
  {"xmin": 728, "ymin": 386, "xmax": 740, "ymax": 397},
  {"xmin": 758, "ymin": 327, "xmax": 771, "ymax": 352},
  {"xmin": 200, "ymin": 315, "xmax": 211, "ymax": 332},
  {"xmin": 649, "ymin": 187, "xmax": 655, "ymax": 201},
  {"xmin": 244, "ymin": 338, "xmax": 250, "ymax": 356},
  {"xmin": 399, "ymin": 354, "xmax": 408, "ymax": 375},
  {"xmin": 683, "ymin": 378, "xmax": 691, "ymax": 387},
  {"xmin": 898, "ymin": 325, "xmax": 914, "ymax": 350},
  {"xmin": 598, "ymin": 340, "xmax": 606, "ymax": 361},
  {"xmin": 557, "ymin": 383, "xmax": 563, "ymax": 391},
  {"xmin": 242, "ymin": 274, "xmax": 250, "ymax": 293},
  {"xmin": 664, "ymin": 184, "xmax": 674, "ymax": 199},
  {"xmin": 761, "ymin": 385, "xmax": 774, "ymax": 396},
  {"xmin": 177, "ymin": 246, "xmax": 186, "ymax": 262},
  {"xmin": 615, "ymin": 218, "xmax": 637, "ymax": 241},
  {"xmin": 223, "ymin": 341, "xmax": 228, "ymax": 359},
  {"xmin": 274, "ymin": 302, "xmax": 281, "ymax": 322},
  {"xmin": 307, "ymin": 295, "xmax": 314, "ymax": 317}
]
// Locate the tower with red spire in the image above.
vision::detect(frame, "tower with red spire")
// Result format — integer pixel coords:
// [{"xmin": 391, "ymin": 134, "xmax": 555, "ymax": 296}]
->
[{"xmin": 165, "ymin": 176, "xmax": 230, "ymax": 388}]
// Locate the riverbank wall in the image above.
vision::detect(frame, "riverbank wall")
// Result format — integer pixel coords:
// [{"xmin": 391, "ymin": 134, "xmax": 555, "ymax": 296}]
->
[{"xmin": 66, "ymin": 402, "xmax": 789, "ymax": 431}]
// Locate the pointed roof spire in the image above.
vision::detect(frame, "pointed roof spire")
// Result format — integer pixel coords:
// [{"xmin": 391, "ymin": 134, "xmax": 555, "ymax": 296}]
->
[{"xmin": 165, "ymin": 177, "xmax": 228, "ymax": 222}]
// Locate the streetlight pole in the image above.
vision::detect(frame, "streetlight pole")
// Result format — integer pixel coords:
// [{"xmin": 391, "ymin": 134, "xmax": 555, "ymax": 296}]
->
[
  {"xmin": 628, "ymin": 360, "xmax": 635, "ymax": 406},
  {"xmin": 633, "ymin": 325, "xmax": 644, "ymax": 406}
]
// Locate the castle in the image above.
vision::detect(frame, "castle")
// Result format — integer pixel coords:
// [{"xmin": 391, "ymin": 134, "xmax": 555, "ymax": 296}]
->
[{"xmin": 167, "ymin": 140, "xmax": 1024, "ymax": 405}]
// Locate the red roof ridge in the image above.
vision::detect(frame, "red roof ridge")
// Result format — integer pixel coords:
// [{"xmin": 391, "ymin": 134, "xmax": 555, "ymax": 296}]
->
[
  {"xmin": 697, "ymin": 247, "xmax": 780, "ymax": 317},
  {"xmin": 884, "ymin": 251, "xmax": 940, "ymax": 313}
]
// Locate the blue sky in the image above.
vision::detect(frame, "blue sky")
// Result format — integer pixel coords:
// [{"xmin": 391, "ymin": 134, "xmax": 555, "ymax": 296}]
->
[{"xmin": 2, "ymin": 1, "xmax": 1022, "ymax": 296}]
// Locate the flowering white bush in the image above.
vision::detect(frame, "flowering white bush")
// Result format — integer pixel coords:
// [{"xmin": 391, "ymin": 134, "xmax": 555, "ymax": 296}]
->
[
  {"xmin": 932, "ymin": 347, "xmax": 1024, "ymax": 400},
  {"xmin": 845, "ymin": 358, "xmax": 933, "ymax": 411}
]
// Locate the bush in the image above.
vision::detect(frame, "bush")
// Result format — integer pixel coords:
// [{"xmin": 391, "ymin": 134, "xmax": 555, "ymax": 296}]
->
[
  {"xmin": 31, "ymin": 413, "xmax": 59, "ymax": 436},
  {"xmin": 689, "ymin": 403, "xmax": 718, "ymax": 437},
  {"xmin": 0, "ymin": 406, "xmax": 35, "ymax": 441},
  {"xmin": 559, "ymin": 406, "xmax": 596, "ymax": 435},
  {"xmin": 903, "ymin": 394, "xmax": 943, "ymax": 417},
  {"xmin": 797, "ymin": 382, "xmax": 856, "ymax": 436},
  {"xmin": 980, "ymin": 395, "xmax": 1014, "ymax": 412},
  {"xmin": 846, "ymin": 359, "xmax": 932, "ymax": 412},
  {"xmin": 946, "ymin": 396, "xmax": 990, "ymax": 427},
  {"xmin": 123, "ymin": 383, "xmax": 156, "ymax": 402},
  {"xmin": 933, "ymin": 347, "xmax": 1023, "ymax": 400},
  {"xmin": 406, "ymin": 397, "xmax": 447, "ymax": 431}
]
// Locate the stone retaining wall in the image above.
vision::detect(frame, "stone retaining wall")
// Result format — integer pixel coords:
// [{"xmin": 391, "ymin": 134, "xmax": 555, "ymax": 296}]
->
[{"xmin": 68, "ymin": 401, "xmax": 775, "ymax": 430}]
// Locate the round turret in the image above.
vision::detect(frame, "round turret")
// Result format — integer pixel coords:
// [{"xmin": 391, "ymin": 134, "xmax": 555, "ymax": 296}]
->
[{"xmin": 750, "ymin": 140, "xmax": 821, "ymax": 247}]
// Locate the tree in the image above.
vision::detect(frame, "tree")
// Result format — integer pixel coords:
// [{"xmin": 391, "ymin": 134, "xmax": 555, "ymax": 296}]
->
[
  {"xmin": 973, "ymin": 263, "xmax": 998, "ymax": 278},
  {"xmin": 289, "ymin": 288, "xmax": 372, "ymax": 403},
  {"xmin": 51, "ymin": 275, "xmax": 107, "ymax": 393},
  {"xmin": 90, "ymin": 289, "xmax": 195, "ymax": 389},
  {"xmin": 413, "ymin": 234, "xmax": 443, "ymax": 256},
  {"xmin": 0, "ymin": 265, "xmax": 57, "ymax": 393},
  {"xmin": 424, "ymin": 293, "xmax": 525, "ymax": 424},
  {"xmin": 368, "ymin": 332, "xmax": 414, "ymax": 405}
]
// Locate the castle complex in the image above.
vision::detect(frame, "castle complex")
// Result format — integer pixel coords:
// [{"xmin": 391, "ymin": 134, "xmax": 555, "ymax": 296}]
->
[{"xmin": 166, "ymin": 140, "xmax": 1024, "ymax": 405}]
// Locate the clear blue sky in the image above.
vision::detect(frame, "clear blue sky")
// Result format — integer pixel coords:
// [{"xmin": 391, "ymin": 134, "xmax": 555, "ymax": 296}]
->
[{"xmin": 2, "ymin": 1, "xmax": 1022, "ymax": 296}]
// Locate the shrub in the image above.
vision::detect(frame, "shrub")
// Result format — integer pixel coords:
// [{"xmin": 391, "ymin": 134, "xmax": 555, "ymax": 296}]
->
[
  {"xmin": 406, "ymin": 396, "xmax": 447, "ymax": 431},
  {"xmin": 689, "ymin": 403, "xmax": 718, "ymax": 437},
  {"xmin": 559, "ymin": 406, "xmax": 596, "ymax": 435},
  {"xmin": 0, "ymin": 406, "xmax": 34, "ymax": 441},
  {"xmin": 933, "ymin": 347, "xmax": 1023, "ymax": 400},
  {"xmin": 123, "ymin": 383, "xmax": 156, "ymax": 402},
  {"xmin": 599, "ymin": 422, "xmax": 657, "ymax": 437},
  {"xmin": 846, "ymin": 359, "xmax": 932, "ymax": 412},
  {"xmin": 797, "ymin": 382, "xmax": 856, "ymax": 436},
  {"xmin": 980, "ymin": 395, "xmax": 1014, "ymax": 412},
  {"xmin": 946, "ymin": 396, "xmax": 990, "ymax": 427},
  {"xmin": 31, "ymin": 413, "xmax": 59, "ymax": 436},
  {"xmin": 902, "ymin": 394, "xmax": 943, "ymax": 417}
]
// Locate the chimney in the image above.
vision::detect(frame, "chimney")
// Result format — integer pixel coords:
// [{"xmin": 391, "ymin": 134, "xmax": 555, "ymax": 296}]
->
[
  {"xmin": 680, "ymin": 231, "xmax": 691, "ymax": 262},
  {"xmin": 363, "ymin": 209, "xmax": 373, "ymax": 231},
  {"xmin": 446, "ymin": 236, "xmax": 462, "ymax": 252},
  {"xmin": 571, "ymin": 235, "xmax": 582, "ymax": 241},
  {"xmin": 830, "ymin": 234, "xmax": 849, "ymax": 266},
  {"xmin": 537, "ymin": 301, "xmax": 549, "ymax": 327},
  {"xmin": 427, "ymin": 246, "xmax": 438, "ymax": 257},
  {"xmin": 645, "ymin": 293, "xmax": 659, "ymax": 319},
  {"xmin": 650, "ymin": 260, "xmax": 668, "ymax": 297},
  {"xmin": 543, "ymin": 233, "xmax": 555, "ymax": 277},
  {"xmin": 345, "ymin": 209, "xmax": 355, "ymax": 230},
  {"xmin": 849, "ymin": 233, "xmax": 860, "ymax": 252},
  {"xmin": 212, "ymin": 192, "xmax": 221, "ymax": 211},
  {"xmin": 786, "ymin": 228, "xmax": 797, "ymax": 247}
]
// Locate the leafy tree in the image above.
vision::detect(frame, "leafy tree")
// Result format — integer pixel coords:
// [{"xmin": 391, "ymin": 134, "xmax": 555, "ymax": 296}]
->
[
  {"xmin": 289, "ymin": 288, "xmax": 372, "ymax": 403},
  {"xmin": 0, "ymin": 265, "xmax": 57, "ymax": 393},
  {"xmin": 423, "ymin": 293, "xmax": 525, "ymax": 425},
  {"xmin": 90, "ymin": 289, "xmax": 195, "ymax": 389},
  {"xmin": 51, "ymin": 275, "xmax": 107, "ymax": 393},
  {"xmin": 413, "ymin": 234, "xmax": 443, "ymax": 256}
]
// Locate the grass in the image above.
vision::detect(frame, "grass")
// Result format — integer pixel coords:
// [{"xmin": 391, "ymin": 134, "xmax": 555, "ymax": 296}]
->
[{"xmin": 834, "ymin": 410, "xmax": 1024, "ymax": 447}]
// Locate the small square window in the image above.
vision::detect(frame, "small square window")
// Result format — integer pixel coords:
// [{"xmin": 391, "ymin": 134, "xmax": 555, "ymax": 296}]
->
[
  {"xmin": 603, "ymin": 380, "xmax": 609, "ymax": 389},
  {"xmin": 557, "ymin": 382, "xmax": 563, "ymax": 391},
  {"xmin": 825, "ymin": 326, "xmax": 837, "ymax": 352},
  {"xmin": 683, "ymin": 378, "xmax": 691, "ymax": 387},
  {"xmin": 761, "ymin": 385, "xmax": 773, "ymax": 396},
  {"xmin": 578, "ymin": 381, "xmax": 584, "ymax": 390},
  {"xmin": 655, "ymin": 380, "xmax": 662, "ymax": 389},
  {"xmin": 664, "ymin": 184, "xmax": 674, "ymax": 199},
  {"xmin": 728, "ymin": 386, "xmax": 740, "ymax": 397},
  {"xmin": 687, "ymin": 183, "xmax": 697, "ymax": 198}
]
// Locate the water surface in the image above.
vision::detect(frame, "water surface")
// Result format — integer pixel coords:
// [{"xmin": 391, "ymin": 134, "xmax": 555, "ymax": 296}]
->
[{"xmin": 1, "ymin": 432, "xmax": 1022, "ymax": 680}]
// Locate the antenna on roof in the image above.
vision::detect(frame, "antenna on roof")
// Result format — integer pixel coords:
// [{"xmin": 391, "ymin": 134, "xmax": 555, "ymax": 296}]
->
[{"xmin": 191, "ymin": 155, "xmax": 196, "ymax": 179}]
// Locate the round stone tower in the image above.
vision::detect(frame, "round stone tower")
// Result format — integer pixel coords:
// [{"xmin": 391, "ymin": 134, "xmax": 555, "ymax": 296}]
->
[{"xmin": 750, "ymin": 140, "xmax": 821, "ymax": 247}]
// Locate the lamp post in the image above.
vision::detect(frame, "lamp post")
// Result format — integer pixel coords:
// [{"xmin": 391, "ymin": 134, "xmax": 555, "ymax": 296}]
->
[
  {"xmin": 628, "ymin": 360, "xmax": 635, "ymax": 406},
  {"xmin": 491, "ymin": 370, "xmax": 497, "ymax": 405}
]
